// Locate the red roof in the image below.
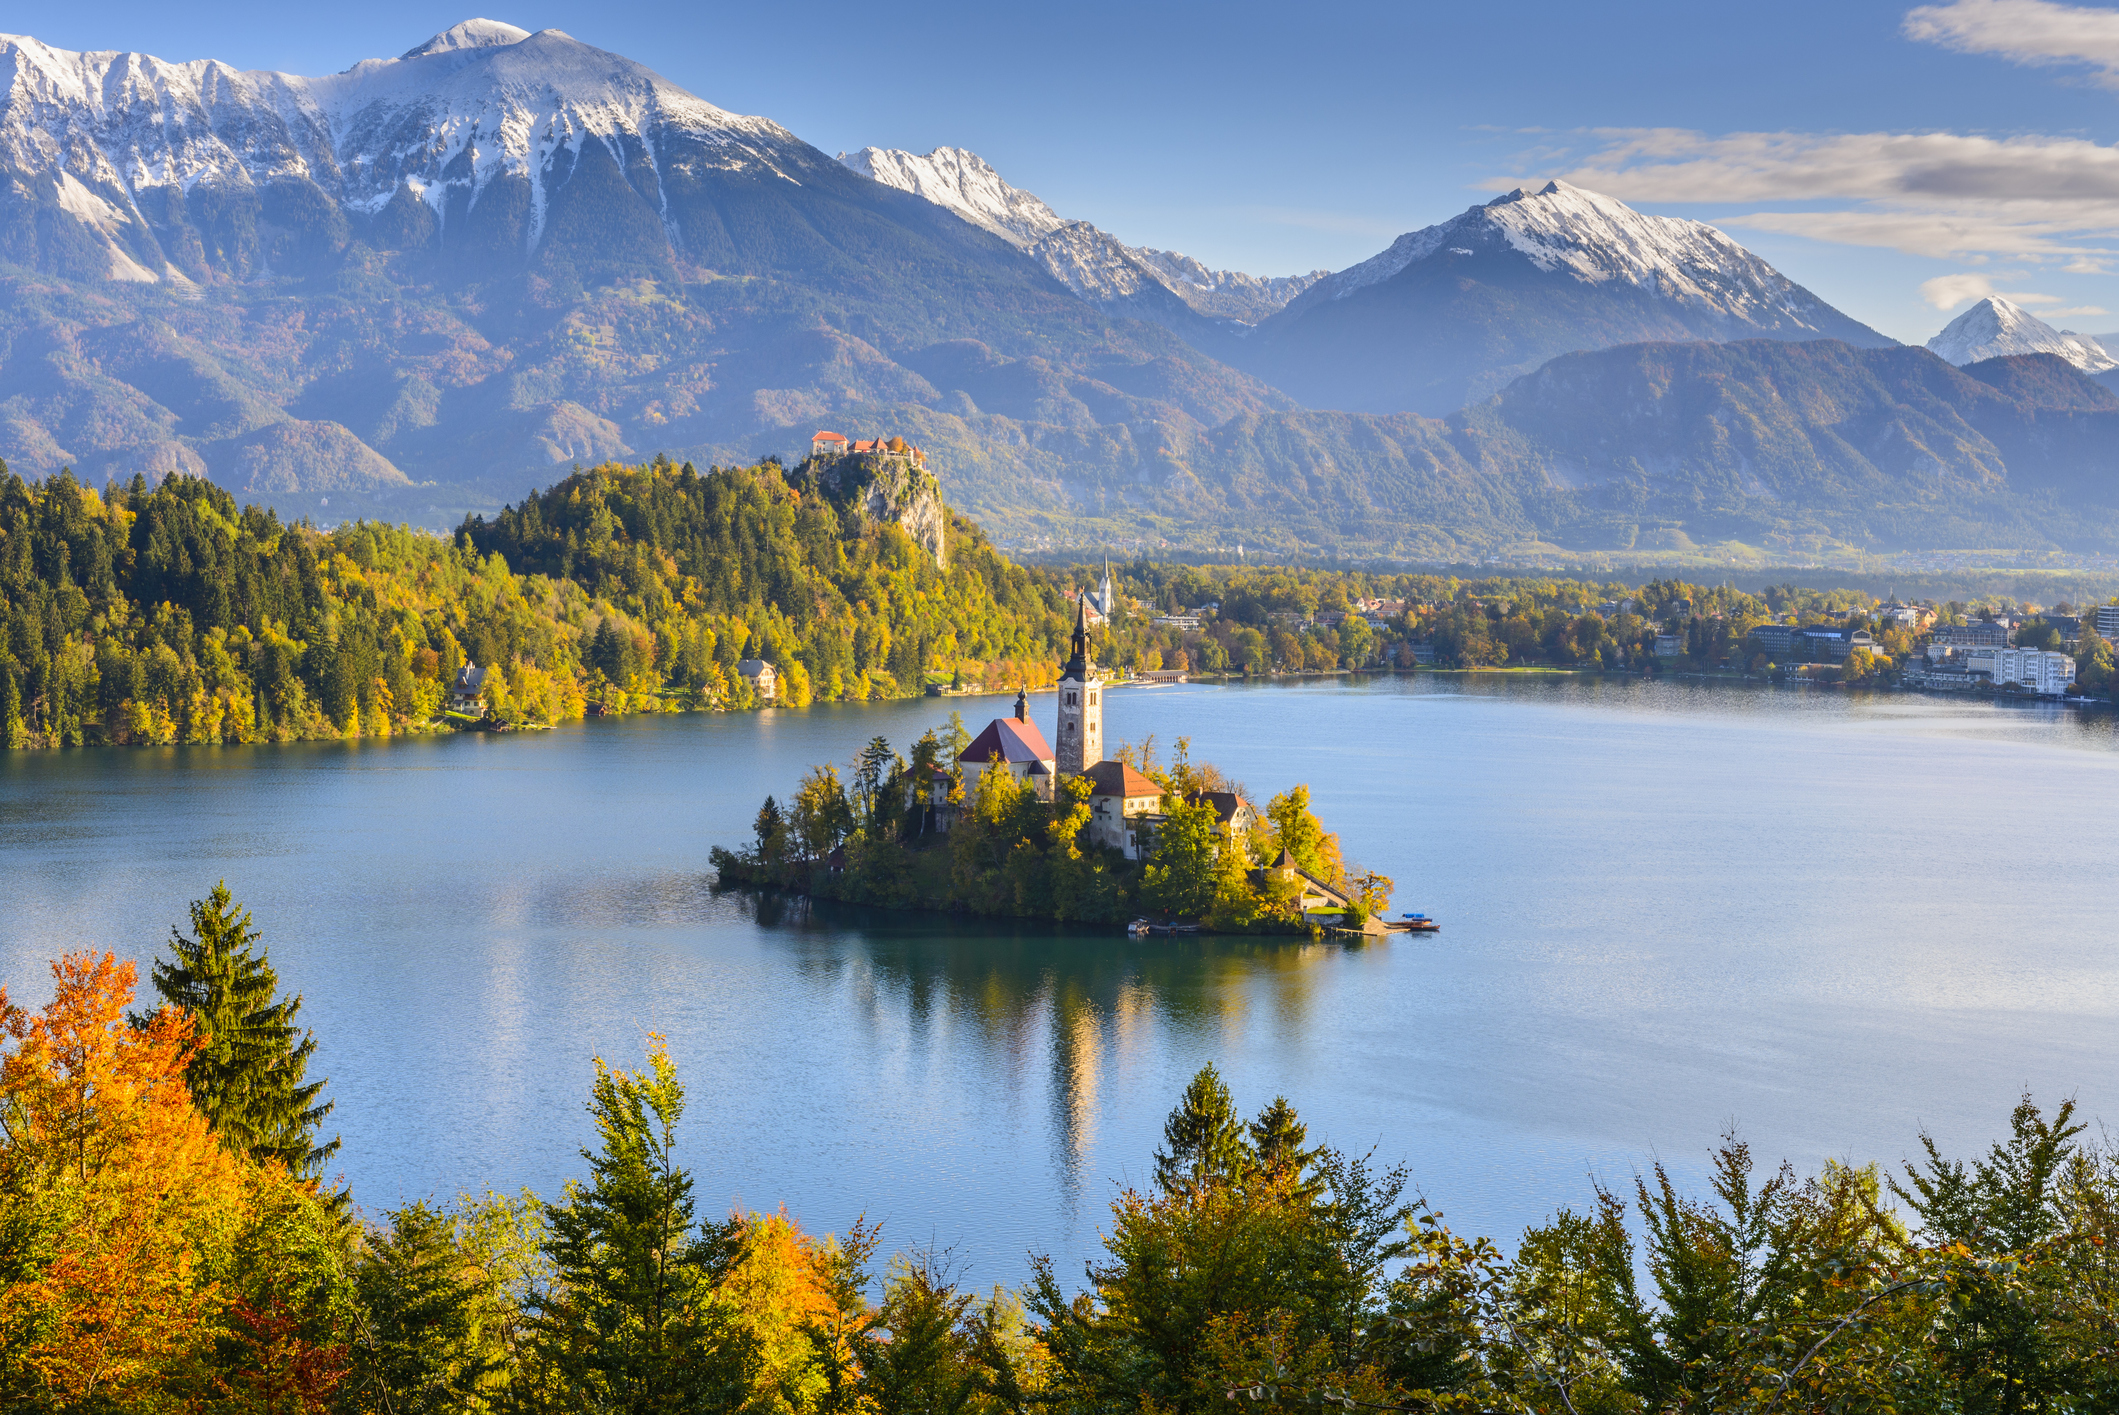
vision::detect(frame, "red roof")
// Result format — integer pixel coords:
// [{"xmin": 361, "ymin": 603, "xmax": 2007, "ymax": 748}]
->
[
  {"xmin": 812, "ymin": 430, "xmax": 849, "ymax": 444},
  {"xmin": 1084, "ymin": 761, "xmax": 1163, "ymax": 799},
  {"xmin": 958, "ymin": 716, "xmax": 1054, "ymax": 766}
]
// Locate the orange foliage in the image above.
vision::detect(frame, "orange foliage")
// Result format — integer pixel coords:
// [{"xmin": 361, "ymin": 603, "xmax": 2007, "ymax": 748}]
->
[
  {"xmin": 712, "ymin": 1208, "xmax": 857, "ymax": 1415},
  {"xmin": 0, "ymin": 951, "xmax": 248, "ymax": 1406}
]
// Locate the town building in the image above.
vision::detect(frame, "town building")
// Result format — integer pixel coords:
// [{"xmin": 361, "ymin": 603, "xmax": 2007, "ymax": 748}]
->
[
  {"xmin": 1055, "ymin": 600, "xmax": 1104, "ymax": 776},
  {"xmin": 2095, "ymin": 605, "xmax": 2119, "ymax": 638},
  {"xmin": 902, "ymin": 761, "xmax": 957, "ymax": 836},
  {"xmin": 449, "ymin": 663, "xmax": 489, "ymax": 715},
  {"xmin": 737, "ymin": 659, "xmax": 777, "ymax": 701},
  {"xmin": 1968, "ymin": 647, "xmax": 2076, "ymax": 694},
  {"xmin": 956, "ymin": 691, "xmax": 1057, "ymax": 801},
  {"xmin": 1750, "ymin": 623, "xmax": 1796, "ymax": 657},
  {"xmin": 1933, "ymin": 622, "xmax": 2010, "ymax": 649},
  {"xmin": 1653, "ymin": 634, "xmax": 1685, "ymax": 657},
  {"xmin": 1793, "ymin": 626, "xmax": 1880, "ymax": 662},
  {"xmin": 1083, "ymin": 761, "xmax": 1164, "ymax": 859}
]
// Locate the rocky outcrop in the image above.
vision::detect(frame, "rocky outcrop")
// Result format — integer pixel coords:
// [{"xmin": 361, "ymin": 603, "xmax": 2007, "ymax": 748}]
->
[{"xmin": 803, "ymin": 447, "xmax": 948, "ymax": 567}]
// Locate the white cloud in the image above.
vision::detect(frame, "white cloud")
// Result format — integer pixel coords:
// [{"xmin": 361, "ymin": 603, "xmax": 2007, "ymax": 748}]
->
[
  {"xmin": 1904, "ymin": 0, "xmax": 2119, "ymax": 84},
  {"xmin": 1484, "ymin": 126, "xmax": 2119, "ymax": 262},
  {"xmin": 1921, "ymin": 273, "xmax": 1996, "ymax": 307},
  {"xmin": 1914, "ymin": 273, "xmax": 2073, "ymax": 308}
]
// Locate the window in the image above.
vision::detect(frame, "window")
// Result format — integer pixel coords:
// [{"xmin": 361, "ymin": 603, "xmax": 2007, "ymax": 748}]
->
[
  {"xmin": 1067, "ymin": 692, "xmax": 1077, "ymax": 705},
  {"xmin": 1090, "ymin": 693, "xmax": 1098, "ymax": 705}
]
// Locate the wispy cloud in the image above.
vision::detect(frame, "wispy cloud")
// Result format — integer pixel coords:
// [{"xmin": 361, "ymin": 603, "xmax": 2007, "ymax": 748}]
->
[
  {"xmin": 1484, "ymin": 126, "xmax": 2119, "ymax": 262},
  {"xmin": 1916, "ymin": 272, "xmax": 2072, "ymax": 307},
  {"xmin": 1904, "ymin": 0, "xmax": 2119, "ymax": 84}
]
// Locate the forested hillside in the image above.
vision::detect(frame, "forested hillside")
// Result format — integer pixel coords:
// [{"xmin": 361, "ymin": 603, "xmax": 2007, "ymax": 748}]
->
[{"xmin": 0, "ymin": 461, "xmax": 1077, "ymax": 749}]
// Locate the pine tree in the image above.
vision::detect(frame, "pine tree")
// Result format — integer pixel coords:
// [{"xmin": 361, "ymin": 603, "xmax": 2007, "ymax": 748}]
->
[
  {"xmin": 147, "ymin": 882, "xmax": 339, "ymax": 1179},
  {"xmin": 348, "ymin": 1202, "xmax": 498, "ymax": 1413},
  {"xmin": 534, "ymin": 1039, "xmax": 714, "ymax": 1408},
  {"xmin": 1249, "ymin": 1096, "xmax": 1324, "ymax": 1196},
  {"xmin": 1152, "ymin": 1063, "xmax": 1253, "ymax": 1195}
]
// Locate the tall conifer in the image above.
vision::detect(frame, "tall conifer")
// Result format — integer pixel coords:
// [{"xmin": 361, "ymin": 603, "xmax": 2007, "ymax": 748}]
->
[
  {"xmin": 1153, "ymin": 1063, "xmax": 1253, "ymax": 1195},
  {"xmin": 148, "ymin": 882, "xmax": 339, "ymax": 1178}
]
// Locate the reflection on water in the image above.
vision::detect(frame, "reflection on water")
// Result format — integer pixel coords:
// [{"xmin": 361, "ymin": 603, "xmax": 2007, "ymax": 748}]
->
[{"xmin": 5, "ymin": 674, "xmax": 2119, "ymax": 1287}]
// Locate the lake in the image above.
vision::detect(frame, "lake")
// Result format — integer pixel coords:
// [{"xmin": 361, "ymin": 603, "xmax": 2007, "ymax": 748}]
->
[{"xmin": 5, "ymin": 674, "xmax": 2117, "ymax": 1289}]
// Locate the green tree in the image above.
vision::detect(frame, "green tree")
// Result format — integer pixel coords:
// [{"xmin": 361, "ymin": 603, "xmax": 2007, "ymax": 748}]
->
[
  {"xmin": 145, "ymin": 882, "xmax": 339, "ymax": 1179},
  {"xmin": 531, "ymin": 1039, "xmax": 716, "ymax": 1411},
  {"xmin": 861, "ymin": 1251, "xmax": 981, "ymax": 1415},
  {"xmin": 1248, "ymin": 1097, "xmax": 1320, "ymax": 1185},
  {"xmin": 1266, "ymin": 785, "xmax": 1332, "ymax": 879},
  {"xmin": 790, "ymin": 764, "xmax": 853, "ymax": 861},
  {"xmin": 1140, "ymin": 797, "xmax": 1220, "ymax": 918},
  {"xmin": 1154, "ymin": 1064, "xmax": 1253, "ymax": 1195},
  {"xmin": 347, "ymin": 1201, "xmax": 499, "ymax": 1413}
]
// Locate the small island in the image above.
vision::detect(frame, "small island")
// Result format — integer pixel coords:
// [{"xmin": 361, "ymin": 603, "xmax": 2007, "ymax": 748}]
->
[{"xmin": 712, "ymin": 602, "xmax": 1396, "ymax": 932}]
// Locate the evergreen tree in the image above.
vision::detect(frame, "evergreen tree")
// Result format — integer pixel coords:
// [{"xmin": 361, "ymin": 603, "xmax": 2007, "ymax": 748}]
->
[
  {"xmin": 532, "ymin": 1040, "xmax": 715, "ymax": 1410},
  {"xmin": 1153, "ymin": 1063, "xmax": 1253, "ymax": 1195},
  {"xmin": 147, "ymin": 882, "xmax": 339, "ymax": 1179},
  {"xmin": 1249, "ymin": 1096, "xmax": 1316, "ymax": 1177},
  {"xmin": 752, "ymin": 795, "xmax": 788, "ymax": 867},
  {"xmin": 348, "ymin": 1201, "xmax": 498, "ymax": 1413}
]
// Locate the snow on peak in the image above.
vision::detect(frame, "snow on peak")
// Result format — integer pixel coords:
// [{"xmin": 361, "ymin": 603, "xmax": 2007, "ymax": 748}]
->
[
  {"xmin": 838, "ymin": 146, "xmax": 1064, "ymax": 247},
  {"xmin": 400, "ymin": 19, "xmax": 531, "ymax": 59},
  {"xmin": 840, "ymin": 145, "xmax": 1324, "ymax": 322},
  {"xmin": 0, "ymin": 24, "xmax": 802, "ymax": 261},
  {"xmin": 1926, "ymin": 296, "xmax": 2117, "ymax": 373},
  {"xmin": 1302, "ymin": 180, "xmax": 1821, "ymax": 329}
]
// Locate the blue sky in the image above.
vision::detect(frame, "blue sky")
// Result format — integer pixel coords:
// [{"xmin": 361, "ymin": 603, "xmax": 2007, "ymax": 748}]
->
[{"xmin": 16, "ymin": 0, "xmax": 2119, "ymax": 343}]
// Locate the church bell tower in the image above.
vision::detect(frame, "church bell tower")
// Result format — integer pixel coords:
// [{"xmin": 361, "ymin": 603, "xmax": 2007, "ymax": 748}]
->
[{"xmin": 1056, "ymin": 597, "xmax": 1102, "ymax": 776}]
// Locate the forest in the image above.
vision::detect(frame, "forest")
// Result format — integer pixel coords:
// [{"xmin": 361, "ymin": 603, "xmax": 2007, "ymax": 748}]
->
[
  {"xmin": 0, "ymin": 460, "xmax": 1078, "ymax": 750},
  {"xmin": 711, "ymin": 729, "xmax": 1392, "ymax": 930},
  {"xmin": 8, "ymin": 886, "xmax": 2119, "ymax": 1413}
]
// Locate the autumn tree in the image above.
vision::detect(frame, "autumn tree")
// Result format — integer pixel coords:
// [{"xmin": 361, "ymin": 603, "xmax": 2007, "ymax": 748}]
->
[
  {"xmin": 1265, "ymin": 786, "xmax": 1339, "ymax": 882},
  {"xmin": 145, "ymin": 882, "xmax": 339, "ymax": 1182},
  {"xmin": 1140, "ymin": 797, "xmax": 1220, "ymax": 919}
]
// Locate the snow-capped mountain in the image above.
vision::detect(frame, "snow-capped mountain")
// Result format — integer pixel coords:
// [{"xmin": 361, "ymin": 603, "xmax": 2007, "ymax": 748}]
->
[
  {"xmin": 839, "ymin": 145, "xmax": 1325, "ymax": 326},
  {"xmin": 1926, "ymin": 296, "xmax": 2116, "ymax": 374},
  {"xmin": 0, "ymin": 19, "xmax": 806, "ymax": 281},
  {"xmin": 1240, "ymin": 180, "xmax": 1893, "ymax": 415}
]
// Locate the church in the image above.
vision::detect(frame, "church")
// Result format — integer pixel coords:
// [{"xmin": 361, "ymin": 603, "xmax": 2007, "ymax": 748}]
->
[{"xmin": 944, "ymin": 598, "xmax": 1167, "ymax": 860}]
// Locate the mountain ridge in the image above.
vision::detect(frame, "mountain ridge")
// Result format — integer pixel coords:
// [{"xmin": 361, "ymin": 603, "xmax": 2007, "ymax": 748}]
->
[{"xmin": 1234, "ymin": 180, "xmax": 1895, "ymax": 417}]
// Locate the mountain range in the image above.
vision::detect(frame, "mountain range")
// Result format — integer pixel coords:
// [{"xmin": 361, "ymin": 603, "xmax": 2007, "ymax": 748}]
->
[
  {"xmin": 1926, "ymin": 296, "xmax": 2118, "ymax": 376},
  {"xmin": 0, "ymin": 18, "xmax": 2115, "ymax": 563}
]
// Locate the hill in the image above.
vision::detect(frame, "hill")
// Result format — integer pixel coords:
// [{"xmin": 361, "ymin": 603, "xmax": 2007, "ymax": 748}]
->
[{"xmin": 0, "ymin": 459, "xmax": 1083, "ymax": 749}]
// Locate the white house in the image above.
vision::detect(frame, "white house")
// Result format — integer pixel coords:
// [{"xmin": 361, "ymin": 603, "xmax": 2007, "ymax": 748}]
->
[
  {"xmin": 1967, "ymin": 647, "xmax": 2075, "ymax": 694},
  {"xmin": 1082, "ymin": 760, "xmax": 1163, "ymax": 859},
  {"xmin": 737, "ymin": 659, "xmax": 777, "ymax": 701}
]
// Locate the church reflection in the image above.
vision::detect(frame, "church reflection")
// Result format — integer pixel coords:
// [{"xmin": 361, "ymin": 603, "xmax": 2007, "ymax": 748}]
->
[{"xmin": 725, "ymin": 890, "xmax": 1355, "ymax": 1207}]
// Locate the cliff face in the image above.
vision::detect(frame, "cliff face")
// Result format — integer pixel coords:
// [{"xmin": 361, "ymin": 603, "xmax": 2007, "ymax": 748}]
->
[{"xmin": 806, "ymin": 453, "xmax": 949, "ymax": 566}]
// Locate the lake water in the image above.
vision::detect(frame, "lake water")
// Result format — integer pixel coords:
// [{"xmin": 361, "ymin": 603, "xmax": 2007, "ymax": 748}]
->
[{"xmin": 5, "ymin": 674, "xmax": 2118, "ymax": 1288}]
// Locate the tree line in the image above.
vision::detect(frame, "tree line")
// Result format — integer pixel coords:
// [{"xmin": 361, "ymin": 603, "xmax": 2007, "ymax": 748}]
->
[
  {"xmin": 0, "ymin": 460, "xmax": 1084, "ymax": 749},
  {"xmin": 7, "ymin": 888, "xmax": 2119, "ymax": 1411}
]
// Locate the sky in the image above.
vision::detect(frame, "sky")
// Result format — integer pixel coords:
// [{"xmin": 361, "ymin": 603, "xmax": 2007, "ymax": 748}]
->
[{"xmin": 11, "ymin": 0, "xmax": 2119, "ymax": 343}]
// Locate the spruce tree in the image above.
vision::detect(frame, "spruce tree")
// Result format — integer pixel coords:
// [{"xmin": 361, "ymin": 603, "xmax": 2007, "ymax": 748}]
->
[
  {"xmin": 1152, "ymin": 1064, "xmax": 1253, "ymax": 1195},
  {"xmin": 149, "ymin": 882, "xmax": 339, "ymax": 1178},
  {"xmin": 349, "ymin": 1202, "xmax": 498, "ymax": 1413},
  {"xmin": 1249, "ymin": 1096, "xmax": 1324, "ymax": 1196}
]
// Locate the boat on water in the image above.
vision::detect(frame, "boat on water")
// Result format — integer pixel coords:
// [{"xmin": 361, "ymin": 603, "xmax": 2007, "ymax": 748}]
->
[
  {"xmin": 1394, "ymin": 913, "xmax": 1440, "ymax": 933},
  {"xmin": 1127, "ymin": 918, "xmax": 1201, "ymax": 938}
]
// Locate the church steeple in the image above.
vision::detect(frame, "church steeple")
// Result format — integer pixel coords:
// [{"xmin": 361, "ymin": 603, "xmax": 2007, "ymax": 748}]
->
[
  {"xmin": 1055, "ymin": 594, "xmax": 1102, "ymax": 776},
  {"xmin": 1061, "ymin": 594, "xmax": 1093, "ymax": 679}
]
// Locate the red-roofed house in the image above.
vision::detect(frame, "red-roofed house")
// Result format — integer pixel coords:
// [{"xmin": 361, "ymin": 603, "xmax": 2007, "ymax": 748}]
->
[
  {"xmin": 1082, "ymin": 760, "xmax": 1163, "ymax": 859},
  {"xmin": 957, "ymin": 691, "xmax": 1057, "ymax": 802},
  {"xmin": 811, "ymin": 431, "xmax": 849, "ymax": 450}
]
